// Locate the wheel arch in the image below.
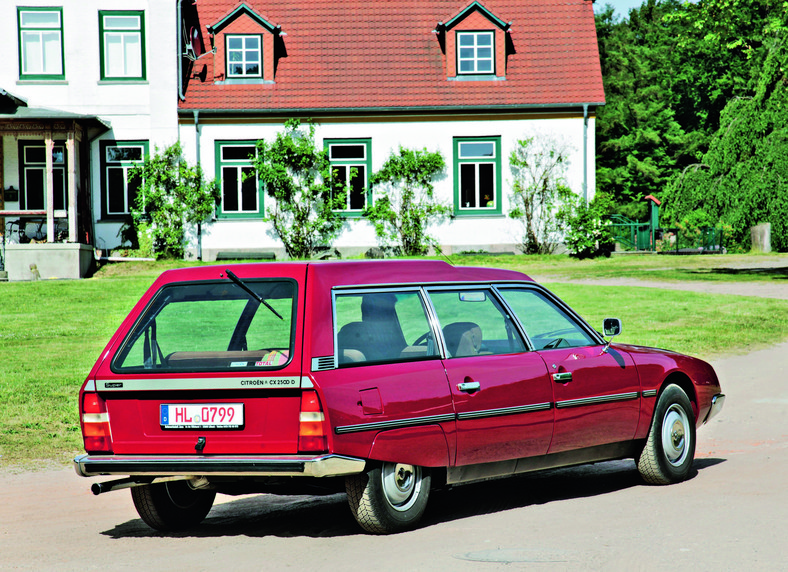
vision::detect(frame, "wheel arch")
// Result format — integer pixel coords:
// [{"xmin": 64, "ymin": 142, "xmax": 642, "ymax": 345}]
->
[{"xmin": 659, "ymin": 372, "xmax": 699, "ymax": 421}]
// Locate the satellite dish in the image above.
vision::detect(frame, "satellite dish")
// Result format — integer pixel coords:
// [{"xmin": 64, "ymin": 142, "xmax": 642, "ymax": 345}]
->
[{"xmin": 191, "ymin": 27, "xmax": 203, "ymax": 58}]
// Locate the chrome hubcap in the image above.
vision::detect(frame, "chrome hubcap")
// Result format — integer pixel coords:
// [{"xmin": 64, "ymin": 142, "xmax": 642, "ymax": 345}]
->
[
  {"xmin": 662, "ymin": 404, "xmax": 690, "ymax": 466},
  {"xmin": 381, "ymin": 463, "xmax": 421, "ymax": 511}
]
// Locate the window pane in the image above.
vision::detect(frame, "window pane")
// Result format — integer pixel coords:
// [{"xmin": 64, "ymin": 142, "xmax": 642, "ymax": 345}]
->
[
  {"xmin": 53, "ymin": 169, "xmax": 66, "ymax": 211},
  {"xmin": 459, "ymin": 47, "xmax": 474, "ymax": 59},
  {"xmin": 246, "ymin": 63, "xmax": 259, "ymax": 75},
  {"xmin": 222, "ymin": 167, "xmax": 239, "ymax": 211},
  {"xmin": 477, "ymin": 60, "xmax": 493, "ymax": 73},
  {"xmin": 222, "ymin": 146, "xmax": 255, "ymax": 161},
  {"xmin": 459, "ymin": 34, "xmax": 474, "ymax": 46},
  {"xmin": 477, "ymin": 33, "xmax": 493, "ymax": 46},
  {"xmin": 349, "ymin": 165, "xmax": 366, "ymax": 210},
  {"xmin": 228, "ymin": 37, "xmax": 242, "ymax": 49},
  {"xmin": 104, "ymin": 16, "xmax": 140, "ymax": 30},
  {"xmin": 128, "ymin": 171, "xmax": 141, "ymax": 212},
  {"xmin": 330, "ymin": 144, "xmax": 366, "ymax": 160},
  {"xmin": 107, "ymin": 146, "xmax": 143, "ymax": 162},
  {"xmin": 459, "ymin": 142, "xmax": 494, "ymax": 158},
  {"xmin": 25, "ymin": 169, "xmax": 45, "ymax": 210},
  {"xmin": 123, "ymin": 34, "xmax": 142, "ymax": 76},
  {"xmin": 240, "ymin": 167, "xmax": 257, "ymax": 211},
  {"xmin": 105, "ymin": 34, "xmax": 123, "ymax": 75},
  {"xmin": 42, "ymin": 32, "xmax": 62, "ymax": 74},
  {"xmin": 21, "ymin": 33, "xmax": 43, "ymax": 74},
  {"xmin": 245, "ymin": 37, "xmax": 260, "ymax": 49},
  {"xmin": 21, "ymin": 11, "xmax": 60, "ymax": 27},
  {"xmin": 460, "ymin": 163, "xmax": 477, "ymax": 208},
  {"xmin": 335, "ymin": 291, "xmax": 438, "ymax": 365},
  {"xmin": 107, "ymin": 167, "xmax": 126, "ymax": 213},
  {"xmin": 25, "ymin": 147, "xmax": 46, "ymax": 163},
  {"xmin": 498, "ymin": 289, "xmax": 595, "ymax": 349},
  {"xmin": 479, "ymin": 163, "xmax": 494, "ymax": 207},
  {"xmin": 428, "ymin": 289, "xmax": 525, "ymax": 357}
]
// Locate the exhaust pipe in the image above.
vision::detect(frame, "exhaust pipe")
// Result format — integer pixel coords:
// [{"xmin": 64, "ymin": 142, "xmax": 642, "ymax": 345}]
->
[{"xmin": 91, "ymin": 475, "xmax": 207, "ymax": 495}]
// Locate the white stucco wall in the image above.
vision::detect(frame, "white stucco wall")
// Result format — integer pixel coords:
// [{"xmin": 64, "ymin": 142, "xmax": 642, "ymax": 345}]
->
[
  {"xmin": 178, "ymin": 113, "xmax": 596, "ymax": 259},
  {"xmin": 0, "ymin": 0, "xmax": 179, "ymax": 250}
]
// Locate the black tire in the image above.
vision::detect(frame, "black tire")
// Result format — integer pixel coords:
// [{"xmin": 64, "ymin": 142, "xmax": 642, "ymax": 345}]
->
[
  {"xmin": 131, "ymin": 481, "xmax": 216, "ymax": 531},
  {"xmin": 638, "ymin": 384, "xmax": 696, "ymax": 485},
  {"xmin": 346, "ymin": 462, "xmax": 431, "ymax": 534}
]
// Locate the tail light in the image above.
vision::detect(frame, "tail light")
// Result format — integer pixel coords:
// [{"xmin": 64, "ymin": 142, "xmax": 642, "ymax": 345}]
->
[
  {"xmin": 298, "ymin": 390, "xmax": 327, "ymax": 452},
  {"xmin": 82, "ymin": 392, "xmax": 113, "ymax": 453}
]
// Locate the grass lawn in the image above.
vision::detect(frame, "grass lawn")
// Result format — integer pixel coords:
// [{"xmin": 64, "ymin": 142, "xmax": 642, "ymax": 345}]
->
[{"xmin": 1, "ymin": 253, "xmax": 787, "ymax": 469}]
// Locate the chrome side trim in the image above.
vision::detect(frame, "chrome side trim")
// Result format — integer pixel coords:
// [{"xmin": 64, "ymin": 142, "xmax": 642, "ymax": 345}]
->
[
  {"xmin": 457, "ymin": 402, "xmax": 552, "ymax": 421},
  {"xmin": 555, "ymin": 392, "xmax": 639, "ymax": 409},
  {"xmin": 334, "ymin": 413, "xmax": 456, "ymax": 435},
  {"xmin": 74, "ymin": 453, "xmax": 366, "ymax": 479},
  {"xmin": 642, "ymin": 389, "xmax": 658, "ymax": 398}
]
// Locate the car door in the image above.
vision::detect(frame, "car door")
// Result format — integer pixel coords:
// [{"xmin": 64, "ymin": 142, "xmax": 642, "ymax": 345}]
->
[
  {"xmin": 497, "ymin": 286, "xmax": 640, "ymax": 454},
  {"xmin": 426, "ymin": 287, "xmax": 554, "ymax": 467}
]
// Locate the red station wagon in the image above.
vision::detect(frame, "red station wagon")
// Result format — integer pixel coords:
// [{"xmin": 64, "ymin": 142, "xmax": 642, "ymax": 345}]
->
[{"xmin": 75, "ymin": 260, "xmax": 725, "ymax": 533}]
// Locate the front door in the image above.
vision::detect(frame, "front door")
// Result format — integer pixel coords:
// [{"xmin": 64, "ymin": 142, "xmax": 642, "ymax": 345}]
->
[
  {"xmin": 497, "ymin": 286, "xmax": 640, "ymax": 454},
  {"xmin": 427, "ymin": 287, "xmax": 554, "ymax": 466}
]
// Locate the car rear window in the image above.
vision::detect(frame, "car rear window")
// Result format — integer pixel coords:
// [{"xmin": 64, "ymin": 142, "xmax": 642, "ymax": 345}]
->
[{"xmin": 112, "ymin": 279, "xmax": 297, "ymax": 372}]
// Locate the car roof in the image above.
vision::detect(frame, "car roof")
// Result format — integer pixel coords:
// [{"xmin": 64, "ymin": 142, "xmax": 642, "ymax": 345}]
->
[{"xmin": 155, "ymin": 260, "xmax": 532, "ymax": 288}]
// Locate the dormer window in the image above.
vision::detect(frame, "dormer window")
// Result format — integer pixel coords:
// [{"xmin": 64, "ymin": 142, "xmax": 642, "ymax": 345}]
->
[
  {"xmin": 457, "ymin": 31, "xmax": 494, "ymax": 74},
  {"xmin": 226, "ymin": 35, "xmax": 261, "ymax": 77}
]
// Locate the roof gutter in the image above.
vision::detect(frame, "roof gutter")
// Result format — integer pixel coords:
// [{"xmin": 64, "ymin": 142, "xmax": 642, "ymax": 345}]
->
[
  {"xmin": 583, "ymin": 103, "xmax": 589, "ymax": 205},
  {"xmin": 177, "ymin": 102, "xmax": 605, "ymax": 118}
]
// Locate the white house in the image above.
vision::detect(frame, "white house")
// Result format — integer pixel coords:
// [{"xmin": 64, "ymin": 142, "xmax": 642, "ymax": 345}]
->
[{"xmin": 0, "ymin": 0, "xmax": 604, "ymax": 277}]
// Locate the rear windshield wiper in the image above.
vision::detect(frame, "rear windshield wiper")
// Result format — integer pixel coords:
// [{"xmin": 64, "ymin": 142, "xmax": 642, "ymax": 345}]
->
[{"xmin": 225, "ymin": 269, "xmax": 284, "ymax": 321}]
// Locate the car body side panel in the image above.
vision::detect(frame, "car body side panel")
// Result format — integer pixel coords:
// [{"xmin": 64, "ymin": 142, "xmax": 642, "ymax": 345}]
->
[
  {"xmin": 540, "ymin": 345, "xmax": 641, "ymax": 454},
  {"xmin": 313, "ymin": 361, "xmax": 457, "ymax": 462},
  {"xmin": 367, "ymin": 425, "xmax": 451, "ymax": 467}
]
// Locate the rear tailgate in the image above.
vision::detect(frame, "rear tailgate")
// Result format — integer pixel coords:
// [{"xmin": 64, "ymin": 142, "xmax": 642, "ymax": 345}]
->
[{"xmin": 86, "ymin": 265, "xmax": 308, "ymax": 456}]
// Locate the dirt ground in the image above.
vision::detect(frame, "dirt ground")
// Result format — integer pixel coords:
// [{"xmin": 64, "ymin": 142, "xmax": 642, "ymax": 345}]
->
[{"xmin": 1, "ymin": 336, "xmax": 786, "ymax": 571}]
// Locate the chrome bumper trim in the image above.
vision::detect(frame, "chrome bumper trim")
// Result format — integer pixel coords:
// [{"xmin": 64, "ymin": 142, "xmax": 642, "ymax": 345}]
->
[
  {"xmin": 705, "ymin": 393, "xmax": 725, "ymax": 423},
  {"xmin": 74, "ymin": 453, "xmax": 366, "ymax": 478}
]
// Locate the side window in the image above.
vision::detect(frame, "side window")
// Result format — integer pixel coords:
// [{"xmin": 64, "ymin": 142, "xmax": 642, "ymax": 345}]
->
[
  {"xmin": 18, "ymin": 7, "xmax": 64, "ymax": 80},
  {"xmin": 326, "ymin": 139, "xmax": 371, "ymax": 214},
  {"xmin": 100, "ymin": 141, "xmax": 147, "ymax": 218},
  {"xmin": 99, "ymin": 11, "xmax": 145, "ymax": 80},
  {"xmin": 335, "ymin": 291, "xmax": 438, "ymax": 365},
  {"xmin": 428, "ymin": 288, "xmax": 525, "ymax": 357},
  {"xmin": 216, "ymin": 142, "xmax": 260, "ymax": 218},
  {"xmin": 498, "ymin": 288, "xmax": 597, "ymax": 350},
  {"xmin": 453, "ymin": 137, "xmax": 501, "ymax": 216}
]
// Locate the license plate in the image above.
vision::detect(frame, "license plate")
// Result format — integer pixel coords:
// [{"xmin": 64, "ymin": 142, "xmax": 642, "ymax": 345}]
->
[{"xmin": 160, "ymin": 403, "xmax": 244, "ymax": 429}]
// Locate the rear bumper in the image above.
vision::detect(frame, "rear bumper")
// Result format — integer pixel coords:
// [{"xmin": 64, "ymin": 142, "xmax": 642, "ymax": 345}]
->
[{"xmin": 74, "ymin": 453, "xmax": 366, "ymax": 478}]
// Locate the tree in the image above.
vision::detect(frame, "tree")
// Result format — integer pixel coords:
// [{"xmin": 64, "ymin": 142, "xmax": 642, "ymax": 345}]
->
[
  {"xmin": 363, "ymin": 147, "xmax": 449, "ymax": 256},
  {"xmin": 129, "ymin": 142, "xmax": 219, "ymax": 259},
  {"xmin": 661, "ymin": 32, "xmax": 788, "ymax": 251},
  {"xmin": 251, "ymin": 119, "xmax": 346, "ymax": 259},
  {"xmin": 508, "ymin": 135, "xmax": 575, "ymax": 254}
]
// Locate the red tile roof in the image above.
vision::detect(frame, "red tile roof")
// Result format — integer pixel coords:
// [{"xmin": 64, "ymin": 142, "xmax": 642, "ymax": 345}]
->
[{"xmin": 179, "ymin": 0, "xmax": 604, "ymax": 112}]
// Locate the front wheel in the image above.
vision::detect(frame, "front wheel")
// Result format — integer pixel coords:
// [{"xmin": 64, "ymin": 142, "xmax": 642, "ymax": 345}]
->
[
  {"xmin": 346, "ymin": 462, "xmax": 431, "ymax": 534},
  {"xmin": 638, "ymin": 384, "xmax": 696, "ymax": 485},
  {"xmin": 131, "ymin": 480, "xmax": 216, "ymax": 531}
]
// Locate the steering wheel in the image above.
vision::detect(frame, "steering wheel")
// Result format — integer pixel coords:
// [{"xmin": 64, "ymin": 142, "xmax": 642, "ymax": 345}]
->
[{"xmin": 412, "ymin": 331, "xmax": 433, "ymax": 346}]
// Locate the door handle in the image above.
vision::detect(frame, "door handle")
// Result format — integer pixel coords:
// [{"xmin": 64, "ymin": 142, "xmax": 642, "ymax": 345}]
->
[
  {"xmin": 552, "ymin": 372, "xmax": 573, "ymax": 383},
  {"xmin": 457, "ymin": 381, "xmax": 481, "ymax": 393}
]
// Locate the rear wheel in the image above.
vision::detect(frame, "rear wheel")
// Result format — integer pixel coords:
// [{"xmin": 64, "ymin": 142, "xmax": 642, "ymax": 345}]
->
[
  {"xmin": 346, "ymin": 462, "xmax": 431, "ymax": 534},
  {"xmin": 638, "ymin": 384, "xmax": 696, "ymax": 485},
  {"xmin": 131, "ymin": 481, "xmax": 216, "ymax": 531}
]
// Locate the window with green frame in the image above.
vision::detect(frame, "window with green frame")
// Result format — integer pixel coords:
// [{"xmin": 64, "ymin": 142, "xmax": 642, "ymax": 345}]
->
[
  {"xmin": 100, "ymin": 140, "xmax": 148, "ymax": 219},
  {"xmin": 215, "ymin": 141, "xmax": 262, "ymax": 219},
  {"xmin": 18, "ymin": 141, "xmax": 67, "ymax": 211},
  {"xmin": 18, "ymin": 7, "xmax": 64, "ymax": 80},
  {"xmin": 99, "ymin": 11, "xmax": 145, "ymax": 80},
  {"xmin": 453, "ymin": 136, "xmax": 501, "ymax": 216},
  {"xmin": 325, "ymin": 139, "xmax": 371, "ymax": 214}
]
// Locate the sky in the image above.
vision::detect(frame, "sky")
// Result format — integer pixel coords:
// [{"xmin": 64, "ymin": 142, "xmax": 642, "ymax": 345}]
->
[{"xmin": 593, "ymin": 0, "xmax": 699, "ymax": 20}]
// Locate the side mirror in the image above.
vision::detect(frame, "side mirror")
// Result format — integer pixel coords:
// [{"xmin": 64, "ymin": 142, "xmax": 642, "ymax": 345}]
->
[{"xmin": 603, "ymin": 318, "xmax": 622, "ymax": 337}]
